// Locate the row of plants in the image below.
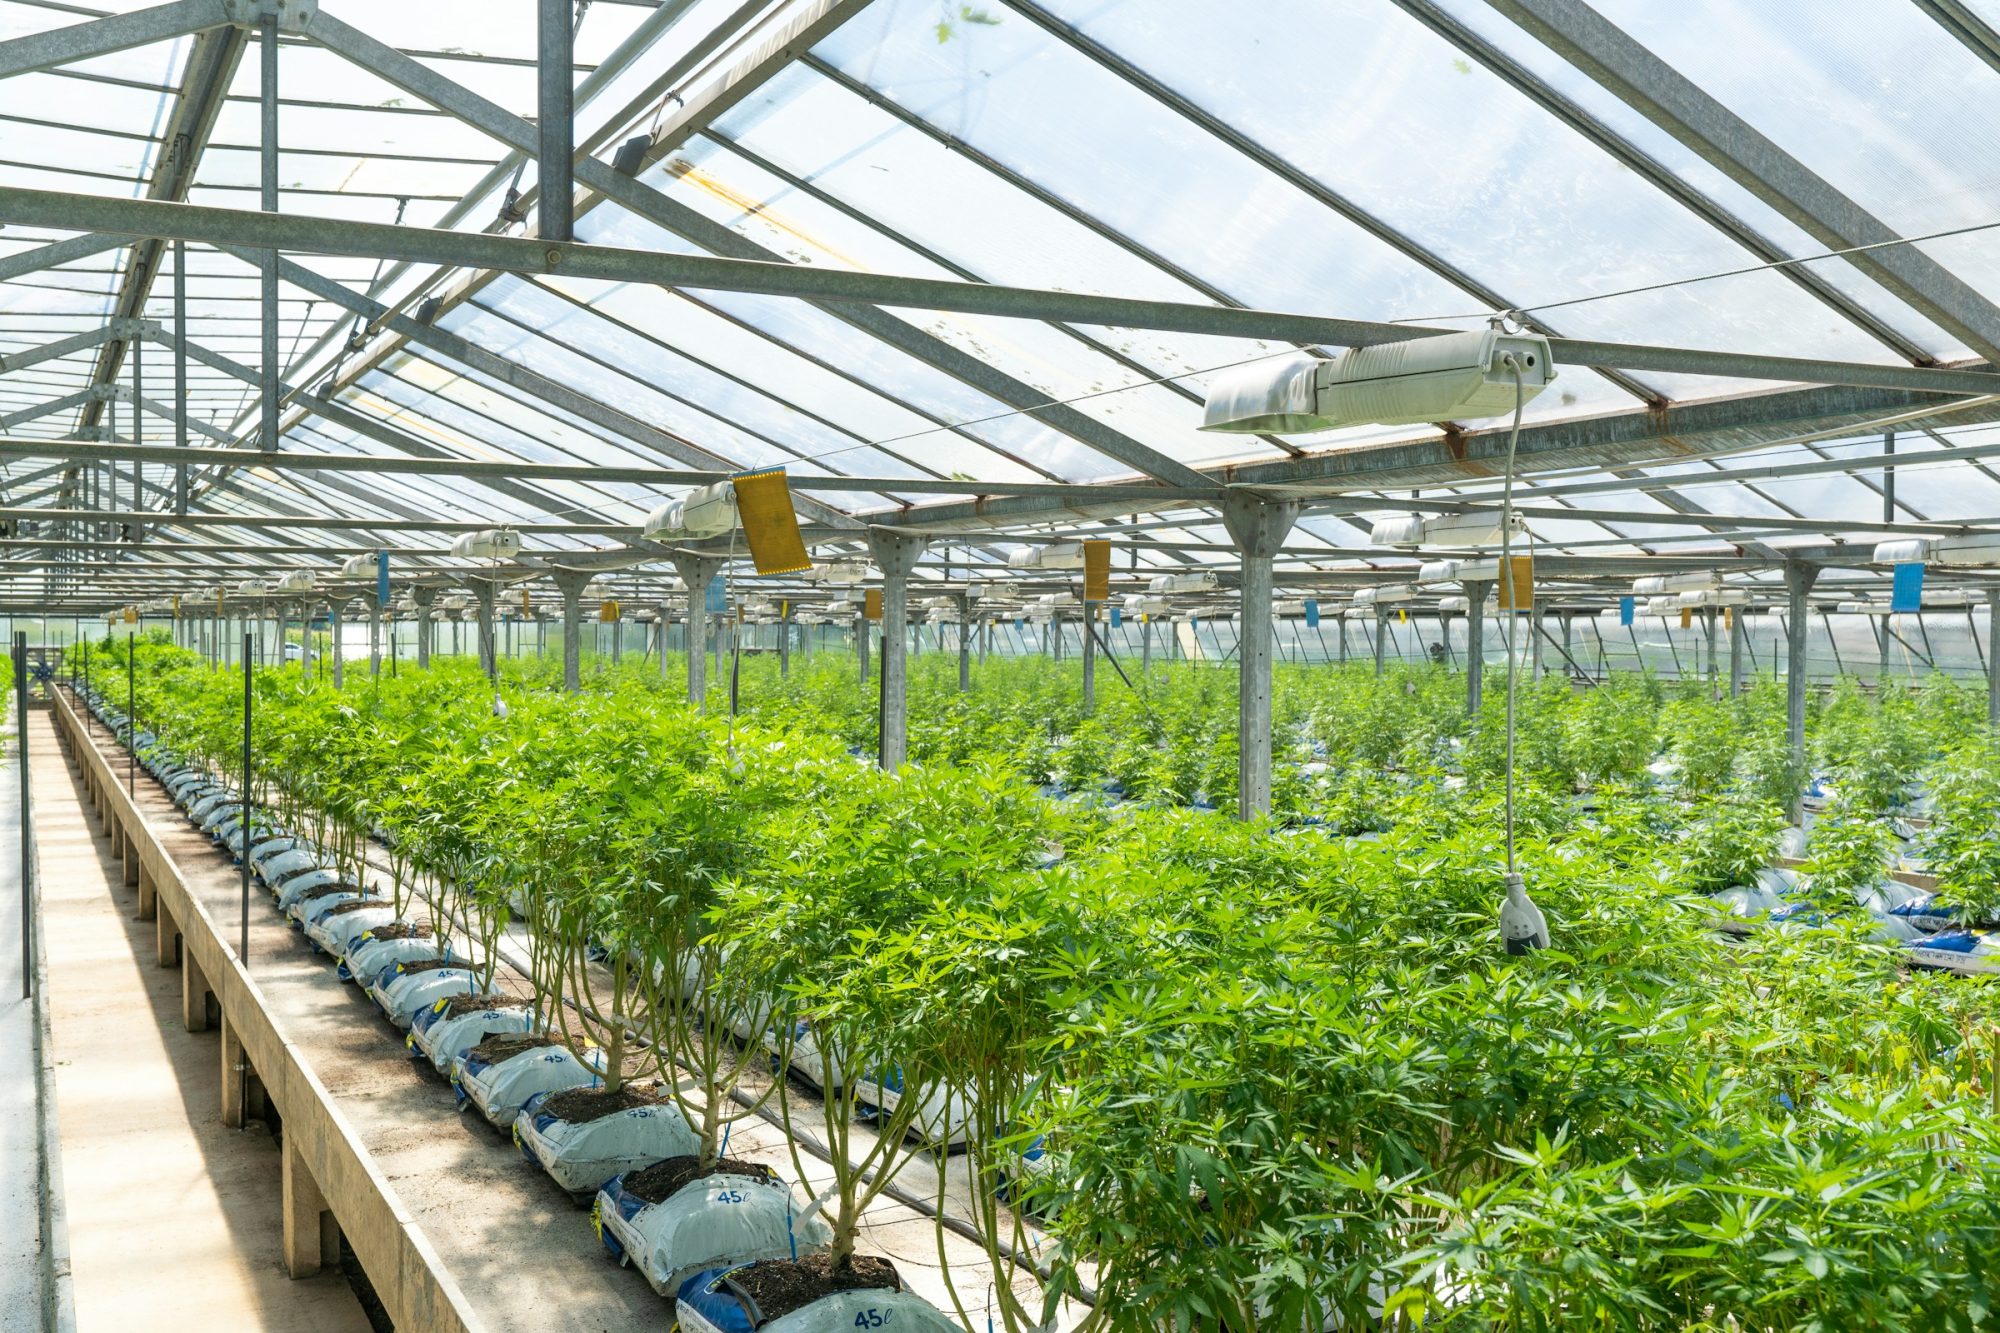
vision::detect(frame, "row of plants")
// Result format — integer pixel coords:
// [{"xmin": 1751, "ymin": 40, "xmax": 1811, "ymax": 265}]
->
[{"xmin": 78, "ymin": 635, "xmax": 2000, "ymax": 1330}]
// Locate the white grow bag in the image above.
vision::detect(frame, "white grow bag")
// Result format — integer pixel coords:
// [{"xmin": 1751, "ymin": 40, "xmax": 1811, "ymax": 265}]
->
[
  {"xmin": 675, "ymin": 1268, "xmax": 959, "ymax": 1333},
  {"xmin": 459, "ymin": 1042, "xmax": 602, "ymax": 1128},
  {"xmin": 370, "ymin": 961, "xmax": 483, "ymax": 1028},
  {"xmin": 849, "ymin": 1069, "xmax": 971, "ymax": 1150},
  {"xmin": 288, "ymin": 883, "xmax": 363, "ymax": 927},
  {"xmin": 304, "ymin": 900, "xmax": 396, "ymax": 958},
  {"xmin": 515, "ymin": 1093, "xmax": 700, "ymax": 1194},
  {"xmin": 278, "ymin": 869, "xmax": 351, "ymax": 915},
  {"xmin": 767, "ymin": 1020, "xmax": 844, "ymax": 1092},
  {"xmin": 408, "ymin": 997, "xmax": 536, "ymax": 1070},
  {"xmin": 345, "ymin": 932, "xmax": 455, "ymax": 985},
  {"xmin": 596, "ymin": 1168, "xmax": 830, "ymax": 1297},
  {"xmin": 260, "ymin": 847, "xmax": 326, "ymax": 889}
]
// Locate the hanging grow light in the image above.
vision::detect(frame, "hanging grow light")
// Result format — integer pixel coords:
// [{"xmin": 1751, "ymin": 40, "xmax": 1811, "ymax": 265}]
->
[
  {"xmin": 1875, "ymin": 534, "xmax": 2000, "ymax": 567},
  {"xmin": 273, "ymin": 571, "xmax": 316, "ymax": 595},
  {"xmin": 1148, "ymin": 571, "xmax": 1219, "ymax": 594},
  {"xmin": 1633, "ymin": 573, "xmax": 1720, "ymax": 596},
  {"xmin": 811, "ymin": 560, "xmax": 870, "ymax": 585},
  {"xmin": 335, "ymin": 552, "xmax": 377, "ymax": 580},
  {"xmin": 1922, "ymin": 588, "xmax": 1979, "ymax": 606},
  {"xmin": 641, "ymin": 483, "xmax": 738, "ymax": 541},
  {"xmin": 450, "ymin": 529, "xmax": 522, "ymax": 560},
  {"xmin": 1371, "ymin": 511, "xmax": 1522, "ymax": 549},
  {"xmin": 1123, "ymin": 593, "xmax": 1170, "ymax": 616},
  {"xmin": 1676, "ymin": 588, "xmax": 1749, "ymax": 608},
  {"xmin": 1007, "ymin": 542, "xmax": 1085, "ymax": 570},
  {"xmin": 236, "ymin": 579, "xmax": 269, "ymax": 598},
  {"xmin": 1417, "ymin": 557, "xmax": 1502, "ymax": 585},
  {"xmin": 1201, "ymin": 328, "xmax": 1556, "ymax": 433},
  {"xmin": 1837, "ymin": 600, "xmax": 1891, "ymax": 615},
  {"xmin": 1034, "ymin": 592, "xmax": 1077, "ymax": 609},
  {"xmin": 1352, "ymin": 584, "xmax": 1415, "ymax": 606}
]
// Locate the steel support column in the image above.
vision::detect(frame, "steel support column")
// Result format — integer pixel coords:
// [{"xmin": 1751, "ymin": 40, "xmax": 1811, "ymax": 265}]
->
[
  {"xmin": 1729, "ymin": 607, "xmax": 1745, "ymax": 697},
  {"xmin": 956, "ymin": 594, "xmax": 971, "ymax": 691},
  {"xmin": 1081, "ymin": 601, "xmax": 1097, "ymax": 713},
  {"xmin": 412, "ymin": 586, "xmax": 436, "ymax": 668},
  {"xmin": 1221, "ymin": 494, "xmax": 1300, "ymax": 820},
  {"xmin": 1989, "ymin": 591, "xmax": 2000, "ymax": 729},
  {"xmin": 1784, "ymin": 561, "xmax": 1818, "ymax": 822},
  {"xmin": 1464, "ymin": 581, "xmax": 1489, "ymax": 715},
  {"xmin": 866, "ymin": 528, "xmax": 926, "ymax": 771},
  {"xmin": 328, "ymin": 598, "xmax": 346, "ymax": 688},
  {"xmin": 551, "ymin": 571, "xmax": 588, "ymax": 693},
  {"xmin": 537, "ymin": 0, "xmax": 574, "ymax": 243},
  {"xmin": 471, "ymin": 579, "xmax": 498, "ymax": 680},
  {"xmin": 668, "ymin": 554, "xmax": 722, "ymax": 710},
  {"xmin": 258, "ymin": 12, "xmax": 279, "ymax": 453}
]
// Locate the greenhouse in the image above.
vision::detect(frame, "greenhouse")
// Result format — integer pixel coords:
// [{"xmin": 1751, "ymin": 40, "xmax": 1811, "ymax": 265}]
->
[{"xmin": 9, "ymin": 0, "xmax": 2000, "ymax": 1329}]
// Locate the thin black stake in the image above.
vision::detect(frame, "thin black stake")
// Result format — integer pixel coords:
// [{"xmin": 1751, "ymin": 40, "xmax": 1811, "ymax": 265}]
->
[
  {"xmin": 240, "ymin": 634, "xmax": 252, "ymax": 966},
  {"xmin": 15, "ymin": 633, "xmax": 30, "ymax": 1000}
]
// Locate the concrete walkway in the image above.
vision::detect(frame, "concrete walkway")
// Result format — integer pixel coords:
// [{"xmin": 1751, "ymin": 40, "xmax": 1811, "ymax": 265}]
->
[{"xmin": 31, "ymin": 713, "xmax": 370, "ymax": 1333}]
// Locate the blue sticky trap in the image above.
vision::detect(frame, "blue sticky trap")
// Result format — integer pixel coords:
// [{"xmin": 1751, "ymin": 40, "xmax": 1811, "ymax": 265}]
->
[
  {"xmin": 1890, "ymin": 562, "xmax": 1925, "ymax": 614},
  {"xmin": 376, "ymin": 550, "xmax": 390, "ymax": 606},
  {"xmin": 1014, "ymin": 618, "xmax": 1023, "ymax": 630},
  {"xmin": 1110, "ymin": 607, "xmax": 1122, "ymax": 628},
  {"xmin": 1619, "ymin": 596, "xmax": 1635, "ymax": 626},
  {"xmin": 1304, "ymin": 598, "xmax": 1320, "ymax": 628},
  {"xmin": 705, "ymin": 577, "xmax": 727, "ymax": 614}
]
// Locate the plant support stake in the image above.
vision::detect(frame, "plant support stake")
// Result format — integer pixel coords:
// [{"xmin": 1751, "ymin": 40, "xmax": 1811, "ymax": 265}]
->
[{"xmin": 127, "ymin": 639, "xmax": 135, "ymax": 799}]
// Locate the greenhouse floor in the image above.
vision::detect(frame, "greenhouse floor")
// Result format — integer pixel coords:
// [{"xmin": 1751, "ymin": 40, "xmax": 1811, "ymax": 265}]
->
[
  {"xmin": 30, "ymin": 713, "xmax": 372, "ymax": 1332},
  {"xmin": 56, "ymin": 706, "xmax": 1068, "ymax": 1331}
]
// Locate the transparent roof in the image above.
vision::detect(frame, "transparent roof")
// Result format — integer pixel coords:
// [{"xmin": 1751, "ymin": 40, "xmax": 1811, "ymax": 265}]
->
[{"xmin": 5, "ymin": 0, "xmax": 2000, "ymax": 611}]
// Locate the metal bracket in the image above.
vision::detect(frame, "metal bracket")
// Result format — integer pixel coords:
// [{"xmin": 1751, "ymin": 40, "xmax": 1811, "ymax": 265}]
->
[
  {"xmin": 108, "ymin": 317, "xmax": 162, "ymax": 339},
  {"xmin": 221, "ymin": 0, "xmax": 317, "ymax": 31}
]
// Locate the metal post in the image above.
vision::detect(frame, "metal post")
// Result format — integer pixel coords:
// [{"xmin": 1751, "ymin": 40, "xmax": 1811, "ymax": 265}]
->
[
  {"xmin": 866, "ymin": 528, "xmax": 926, "ymax": 771},
  {"xmin": 240, "ymin": 633, "xmax": 251, "ymax": 965},
  {"xmin": 668, "ymin": 555, "xmax": 721, "ymax": 710},
  {"xmin": 1876, "ymin": 615, "xmax": 1891, "ymax": 693},
  {"xmin": 15, "ymin": 633, "xmax": 30, "ymax": 999},
  {"xmin": 1530, "ymin": 598, "xmax": 1544, "ymax": 679},
  {"xmin": 413, "ymin": 587, "xmax": 435, "ymax": 668},
  {"xmin": 299, "ymin": 600, "xmax": 314, "ymax": 677},
  {"xmin": 1989, "ymin": 591, "xmax": 2000, "ymax": 729},
  {"xmin": 130, "ymin": 324, "xmax": 142, "ymax": 532},
  {"xmin": 551, "ymin": 572, "xmax": 588, "ymax": 694},
  {"xmin": 1728, "ymin": 606, "xmax": 1745, "ymax": 697},
  {"xmin": 1140, "ymin": 615, "xmax": 1153, "ymax": 675},
  {"xmin": 326, "ymin": 599, "xmax": 343, "ymax": 688},
  {"xmin": 472, "ymin": 579, "xmax": 498, "ymax": 680},
  {"xmin": 954, "ymin": 596, "xmax": 971, "ymax": 690},
  {"xmin": 126, "ymin": 638, "xmax": 134, "ymax": 799},
  {"xmin": 1221, "ymin": 494, "xmax": 1299, "ymax": 820},
  {"xmin": 1784, "ymin": 561, "xmax": 1816, "ymax": 822},
  {"xmin": 1464, "ymin": 581, "xmax": 1489, "ymax": 715},
  {"xmin": 1081, "ymin": 602, "xmax": 1097, "ymax": 713},
  {"xmin": 856, "ymin": 611, "xmax": 870, "ymax": 685},
  {"xmin": 1561, "ymin": 613, "xmax": 1573, "ymax": 680},
  {"xmin": 367, "ymin": 597, "xmax": 381, "ymax": 680},
  {"xmin": 259, "ymin": 12, "xmax": 279, "ymax": 454},
  {"xmin": 780, "ymin": 603, "xmax": 793, "ymax": 679},
  {"xmin": 537, "ymin": 0, "xmax": 574, "ymax": 244},
  {"xmin": 1703, "ymin": 607, "xmax": 1718, "ymax": 689}
]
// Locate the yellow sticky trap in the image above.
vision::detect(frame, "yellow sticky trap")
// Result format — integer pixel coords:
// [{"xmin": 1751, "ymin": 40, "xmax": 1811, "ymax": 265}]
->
[
  {"xmin": 1724, "ymin": 608, "xmax": 1734, "ymax": 631},
  {"xmin": 216, "ymin": 591, "xmax": 225, "ymax": 616},
  {"xmin": 172, "ymin": 594, "xmax": 181, "ymax": 619},
  {"xmin": 599, "ymin": 598, "xmax": 622, "ymax": 623},
  {"xmin": 1499, "ymin": 554, "xmax": 1533, "ymax": 613},
  {"xmin": 1680, "ymin": 608, "xmax": 1693, "ymax": 629},
  {"xmin": 1398, "ymin": 608, "xmax": 1408, "ymax": 624},
  {"xmin": 864, "ymin": 589, "xmax": 883, "ymax": 622},
  {"xmin": 1083, "ymin": 539, "xmax": 1111, "ymax": 602},
  {"xmin": 521, "ymin": 588, "xmax": 532, "ymax": 615},
  {"xmin": 732, "ymin": 469, "xmax": 812, "ymax": 576},
  {"xmin": 122, "ymin": 606, "xmax": 137, "ymax": 624}
]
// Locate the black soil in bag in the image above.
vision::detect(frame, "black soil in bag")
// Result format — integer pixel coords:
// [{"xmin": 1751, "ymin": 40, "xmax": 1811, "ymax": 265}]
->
[
  {"xmin": 623, "ymin": 1154, "xmax": 776, "ymax": 1205},
  {"xmin": 728, "ymin": 1253, "xmax": 900, "ymax": 1323}
]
